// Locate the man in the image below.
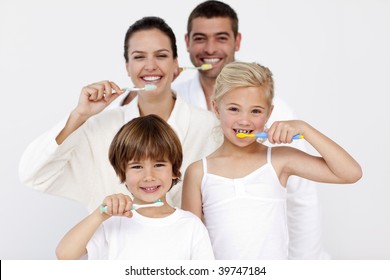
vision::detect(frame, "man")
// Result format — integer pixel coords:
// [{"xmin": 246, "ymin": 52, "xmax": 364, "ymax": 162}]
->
[{"xmin": 174, "ymin": 0, "xmax": 329, "ymax": 260}]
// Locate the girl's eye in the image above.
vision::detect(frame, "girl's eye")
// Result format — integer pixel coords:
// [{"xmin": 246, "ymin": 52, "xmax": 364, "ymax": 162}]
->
[
  {"xmin": 228, "ymin": 107, "xmax": 239, "ymax": 112},
  {"xmin": 252, "ymin": 109, "xmax": 262, "ymax": 114}
]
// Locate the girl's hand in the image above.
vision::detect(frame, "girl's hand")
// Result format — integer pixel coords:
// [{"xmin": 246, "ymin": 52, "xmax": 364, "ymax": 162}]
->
[
  {"xmin": 267, "ymin": 120, "xmax": 306, "ymax": 144},
  {"xmin": 74, "ymin": 80, "xmax": 123, "ymax": 119},
  {"xmin": 101, "ymin": 193, "xmax": 133, "ymax": 218}
]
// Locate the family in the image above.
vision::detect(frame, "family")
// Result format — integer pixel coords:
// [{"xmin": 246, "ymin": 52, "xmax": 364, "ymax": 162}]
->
[{"xmin": 19, "ymin": 1, "xmax": 362, "ymax": 260}]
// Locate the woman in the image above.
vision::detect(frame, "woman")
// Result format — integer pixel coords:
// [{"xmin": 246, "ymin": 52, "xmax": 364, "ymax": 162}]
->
[{"xmin": 19, "ymin": 17, "xmax": 220, "ymax": 211}]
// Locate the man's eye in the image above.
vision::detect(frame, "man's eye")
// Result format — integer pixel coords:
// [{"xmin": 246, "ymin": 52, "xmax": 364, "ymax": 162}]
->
[{"xmin": 193, "ymin": 37, "xmax": 205, "ymax": 42}]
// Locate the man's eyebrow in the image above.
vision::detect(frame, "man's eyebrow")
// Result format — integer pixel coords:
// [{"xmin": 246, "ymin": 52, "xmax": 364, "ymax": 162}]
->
[{"xmin": 191, "ymin": 32, "xmax": 231, "ymax": 37}]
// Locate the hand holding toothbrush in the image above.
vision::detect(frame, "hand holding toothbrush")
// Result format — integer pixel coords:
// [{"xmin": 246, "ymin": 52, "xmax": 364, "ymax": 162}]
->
[
  {"xmin": 266, "ymin": 120, "xmax": 306, "ymax": 144},
  {"xmin": 99, "ymin": 193, "xmax": 134, "ymax": 218}
]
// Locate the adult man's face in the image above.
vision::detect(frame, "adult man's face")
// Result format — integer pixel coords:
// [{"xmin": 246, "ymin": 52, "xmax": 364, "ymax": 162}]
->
[{"xmin": 186, "ymin": 17, "xmax": 241, "ymax": 80}]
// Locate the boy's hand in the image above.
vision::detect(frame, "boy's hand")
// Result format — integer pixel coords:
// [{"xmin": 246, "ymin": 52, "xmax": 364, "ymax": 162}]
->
[{"xmin": 101, "ymin": 193, "xmax": 133, "ymax": 218}]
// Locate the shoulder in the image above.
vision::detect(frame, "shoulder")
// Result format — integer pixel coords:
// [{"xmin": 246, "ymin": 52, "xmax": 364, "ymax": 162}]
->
[{"xmin": 185, "ymin": 159, "xmax": 203, "ymax": 176}]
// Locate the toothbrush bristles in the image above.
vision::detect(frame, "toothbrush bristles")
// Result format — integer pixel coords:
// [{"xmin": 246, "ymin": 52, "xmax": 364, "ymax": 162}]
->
[{"xmin": 199, "ymin": 64, "xmax": 213, "ymax": 70}]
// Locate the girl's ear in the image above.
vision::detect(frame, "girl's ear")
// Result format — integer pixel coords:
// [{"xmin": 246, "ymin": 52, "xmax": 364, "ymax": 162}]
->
[
  {"xmin": 212, "ymin": 101, "xmax": 220, "ymax": 119},
  {"xmin": 265, "ymin": 104, "xmax": 274, "ymax": 124}
]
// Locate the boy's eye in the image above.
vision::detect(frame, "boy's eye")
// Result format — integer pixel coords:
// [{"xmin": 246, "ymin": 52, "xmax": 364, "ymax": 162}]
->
[
  {"xmin": 155, "ymin": 163, "xmax": 166, "ymax": 168},
  {"xmin": 130, "ymin": 165, "xmax": 142, "ymax": 169}
]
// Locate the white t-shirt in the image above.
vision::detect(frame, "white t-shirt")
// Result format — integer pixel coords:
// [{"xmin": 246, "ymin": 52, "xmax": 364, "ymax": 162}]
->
[{"xmin": 87, "ymin": 208, "xmax": 215, "ymax": 260}]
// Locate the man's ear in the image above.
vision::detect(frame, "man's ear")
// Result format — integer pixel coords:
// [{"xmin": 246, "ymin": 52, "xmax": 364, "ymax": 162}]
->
[
  {"xmin": 185, "ymin": 34, "xmax": 190, "ymax": 51},
  {"xmin": 235, "ymin": 32, "xmax": 242, "ymax": 51}
]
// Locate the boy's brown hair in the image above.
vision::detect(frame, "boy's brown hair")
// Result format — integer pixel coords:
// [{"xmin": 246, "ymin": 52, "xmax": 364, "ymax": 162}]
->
[{"xmin": 109, "ymin": 114, "xmax": 183, "ymax": 186}]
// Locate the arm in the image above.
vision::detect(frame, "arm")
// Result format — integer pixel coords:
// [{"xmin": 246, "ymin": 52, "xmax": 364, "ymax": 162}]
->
[
  {"xmin": 56, "ymin": 80, "xmax": 123, "ymax": 144},
  {"xmin": 268, "ymin": 120, "xmax": 362, "ymax": 184},
  {"xmin": 56, "ymin": 194, "xmax": 133, "ymax": 260},
  {"xmin": 181, "ymin": 161, "xmax": 203, "ymax": 219}
]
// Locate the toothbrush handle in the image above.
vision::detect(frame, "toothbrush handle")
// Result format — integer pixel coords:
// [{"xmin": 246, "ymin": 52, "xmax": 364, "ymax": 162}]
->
[{"xmin": 255, "ymin": 132, "xmax": 304, "ymax": 140}]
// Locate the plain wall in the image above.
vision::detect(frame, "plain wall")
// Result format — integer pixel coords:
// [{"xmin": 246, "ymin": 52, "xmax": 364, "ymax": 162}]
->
[{"xmin": 1, "ymin": 0, "xmax": 389, "ymax": 259}]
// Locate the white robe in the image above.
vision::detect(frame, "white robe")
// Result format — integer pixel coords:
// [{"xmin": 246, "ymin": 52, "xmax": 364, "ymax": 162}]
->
[{"xmin": 19, "ymin": 95, "xmax": 221, "ymax": 211}]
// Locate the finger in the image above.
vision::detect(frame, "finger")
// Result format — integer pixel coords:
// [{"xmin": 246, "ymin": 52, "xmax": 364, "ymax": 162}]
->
[
  {"xmin": 109, "ymin": 81, "xmax": 123, "ymax": 96},
  {"xmin": 267, "ymin": 122, "xmax": 277, "ymax": 144},
  {"xmin": 124, "ymin": 196, "xmax": 133, "ymax": 212},
  {"xmin": 111, "ymin": 197, "xmax": 119, "ymax": 215},
  {"xmin": 102, "ymin": 198, "xmax": 113, "ymax": 216}
]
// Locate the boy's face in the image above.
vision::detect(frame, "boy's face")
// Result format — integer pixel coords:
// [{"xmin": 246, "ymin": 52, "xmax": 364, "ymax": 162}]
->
[
  {"xmin": 125, "ymin": 158, "xmax": 177, "ymax": 204},
  {"xmin": 213, "ymin": 86, "xmax": 273, "ymax": 147},
  {"xmin": 185, "ymin": 17, "xmax": 241, "ymax": 80}
]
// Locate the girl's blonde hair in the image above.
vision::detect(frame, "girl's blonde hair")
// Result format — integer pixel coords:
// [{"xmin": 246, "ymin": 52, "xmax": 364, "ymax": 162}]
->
[{"xmin": 212, "ymin": 61, "xmax": 274, "ymax": 106}]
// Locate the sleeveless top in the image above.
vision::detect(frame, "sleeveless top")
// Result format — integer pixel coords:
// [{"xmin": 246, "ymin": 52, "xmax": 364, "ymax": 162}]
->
[{"xmin": 201, "ymin": 147, "xmax": 288, "ymax": 259}]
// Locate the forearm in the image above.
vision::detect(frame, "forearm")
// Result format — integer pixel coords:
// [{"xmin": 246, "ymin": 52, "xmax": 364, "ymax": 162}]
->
[
  {"xmin": 56, "ymin": 209, "xmax": 107, "ymax": 260},
  {"xmin": 302, "ymin": 122, "xmax": 362, "ymax": 183},
  {"xmin": 56, "ymin": 110, "xmax": 89, "ymax": 144}
]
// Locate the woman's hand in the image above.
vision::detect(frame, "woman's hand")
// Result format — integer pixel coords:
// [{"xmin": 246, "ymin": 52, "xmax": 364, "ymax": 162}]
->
[{"xmin": 75, "ymin": 80, "xmax": 123, "ymax": 119}]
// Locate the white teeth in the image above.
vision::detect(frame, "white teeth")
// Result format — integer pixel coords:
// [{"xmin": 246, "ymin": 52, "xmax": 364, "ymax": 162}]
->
[
  {"xmin": 143, "ymin": 76, "xmax": 161, "ymax": 82},
  {"xmin": 236, "ymin": 129, "xmax": 250, "ymax": 134},
  {"xmin": 202, "ymin": 58, "xmax": 220, "ymax": 64}
]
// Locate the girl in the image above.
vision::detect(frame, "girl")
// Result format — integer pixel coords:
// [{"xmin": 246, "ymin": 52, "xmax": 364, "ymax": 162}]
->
[
  {"xmin": 182, "ymin": 61, "xmax": 362, "ymax": 259},
  {"xmin": 19, "ymin": 17, "xmax": 220, "ymax": 211},
  {"xmin": 56, "ymin": 115, "xmax": 214, "ymax": 260}
]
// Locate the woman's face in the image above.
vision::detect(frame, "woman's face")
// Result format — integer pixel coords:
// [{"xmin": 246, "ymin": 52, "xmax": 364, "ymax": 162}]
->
[{"xmin": 125, "ymin": 29, "xmax": 178, "ymax": 96}]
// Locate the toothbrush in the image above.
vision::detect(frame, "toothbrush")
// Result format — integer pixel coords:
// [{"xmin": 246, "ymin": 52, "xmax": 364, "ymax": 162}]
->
[
  {"xmin": 99, "ymin": 199, "xmax": 164, "ymax": 214},
  {"xmin": 178, "ymin": 64, "xmax": 213, "ymax": 73},
  {"xmin": 121, "ymin": 84, "xmax": 157, "ymax": 95},
  {"xmin": 236, "ymin": 132, "xmax": 304, "ymax": 140}
]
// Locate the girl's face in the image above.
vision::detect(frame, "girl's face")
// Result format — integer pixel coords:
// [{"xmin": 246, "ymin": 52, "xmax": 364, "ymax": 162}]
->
[
  {"xmin": 125, "ymin": 158, "xmax": 177, "ymax": 204},
  {"xmin": 125, "ymin": 29, "xmax": 178, "ymax": 96},
  {"xmin": 213, "ymin": 86, "xmax": 273, "ymax": 146}
]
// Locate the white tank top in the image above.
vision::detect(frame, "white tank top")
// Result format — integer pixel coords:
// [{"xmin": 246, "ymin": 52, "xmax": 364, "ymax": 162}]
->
[{"xmin": 201, "ymin": 147, "xmax": 288, "ymax": 259}]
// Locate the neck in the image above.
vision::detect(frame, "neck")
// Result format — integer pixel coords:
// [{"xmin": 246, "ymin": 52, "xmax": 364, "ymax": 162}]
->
[
  {"xmin": 137, "ymin": 91, "xmax": 175, "ymax": 121},
  {"xmin": 198, "ymin": 74, "xmax": 216, "ymax": 111}
]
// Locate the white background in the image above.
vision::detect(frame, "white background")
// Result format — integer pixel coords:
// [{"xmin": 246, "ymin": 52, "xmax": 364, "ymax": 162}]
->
[{"xmin": 1, "ymin": 0, "xmax": 389, "ymax": 259}]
